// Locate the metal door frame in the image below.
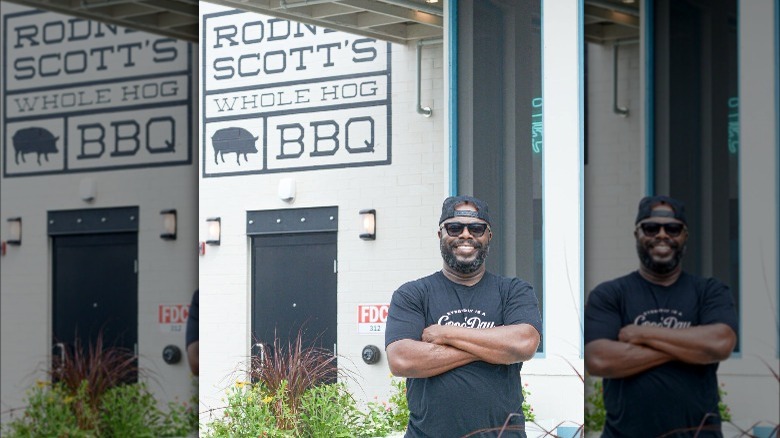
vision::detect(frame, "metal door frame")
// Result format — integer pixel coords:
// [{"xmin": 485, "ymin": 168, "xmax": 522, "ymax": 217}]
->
[
  {"xmin": 48, "ymin": 207, "xmax": 139, "ymax": 369},
  {"xmin": 247, "ymin": 206, "xmax": 338, "ymax": 358}
]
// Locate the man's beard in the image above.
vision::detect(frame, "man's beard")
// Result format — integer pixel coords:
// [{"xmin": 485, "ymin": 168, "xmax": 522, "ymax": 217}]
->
[
  {"xmin": 440, "ymin": 238, "xmax": 489, "ymax": 274},
  {"xmin": 636, "ymin": 239, "xmax": 686, "ymax": 275}
]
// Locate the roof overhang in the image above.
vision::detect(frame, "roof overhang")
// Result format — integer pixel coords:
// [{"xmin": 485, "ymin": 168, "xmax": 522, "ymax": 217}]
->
[{"xmin": 3, "ymin": 0, "xmax": 445, "ymax": 44}]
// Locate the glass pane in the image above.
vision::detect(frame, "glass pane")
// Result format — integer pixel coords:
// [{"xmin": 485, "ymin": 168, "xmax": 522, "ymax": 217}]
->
[
  {"xmin": 653, "ymin": 0, "xmax": 740, "ymax": 349},
  {"xmin": 458, "ymin": 0, "xmax": 543, "ymax": 350}
]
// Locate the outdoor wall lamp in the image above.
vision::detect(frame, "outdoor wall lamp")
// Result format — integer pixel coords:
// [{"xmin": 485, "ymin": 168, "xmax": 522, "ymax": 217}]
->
[
  {"xmin": 160, "ymin": 209, "xmax": 177, "ymax": 240},
  {"xmin": 206, "ymin": 217, "xmax": 221, "ymax": 245},
  {"xmin": 6, "ymin": 217, "xmax": 21, "ymax": 246},
  {"xmin": 359, "ymin": 209, "xmax": 376, "ymax": 240}
]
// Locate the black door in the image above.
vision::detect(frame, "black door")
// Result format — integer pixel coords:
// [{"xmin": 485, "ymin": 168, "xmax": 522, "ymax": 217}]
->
[
  {"xmin": 251, "ymin": 232, "xmax": 337, "ymax": 358},
  {"xmin": 52, "ymin": 232, "xmax": 138, "ymax": 379}
]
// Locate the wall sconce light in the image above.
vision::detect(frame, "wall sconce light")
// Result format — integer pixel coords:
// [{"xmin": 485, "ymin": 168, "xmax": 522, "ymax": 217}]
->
[
  {"xmin": 79, "ymin": 178, "xmax": 96, "ymax": 202},
  {"xmin": 6, "ymin": 217, "xmax": 22, "ymax": 246},
  {"xmin": 278, "ymin": 178, "xmax": 296, "ymax": 203},
  {"xmin": 359, "ymin": 209, "xmax": 376, "ymax": 240},
  {"xmin": 206, "ymin": 217, "xmax": 221, "ymax": 245},
  {"xmin": 160, "ymin": 209, "xmax": 177, "ymax": 240}
]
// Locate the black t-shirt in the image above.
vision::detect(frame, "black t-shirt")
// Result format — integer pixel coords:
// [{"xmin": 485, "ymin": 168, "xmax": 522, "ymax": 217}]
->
[
  {"xmin": 186, "ymin": 290, "xmax": 199, "ymax": 348},
  {"xmin": 385, "ymin": 271, "xmax": 542, "ymax": 438},
  {"xmin": 584, "ymin": 271, "xmax": 738, "ymax": 438}
]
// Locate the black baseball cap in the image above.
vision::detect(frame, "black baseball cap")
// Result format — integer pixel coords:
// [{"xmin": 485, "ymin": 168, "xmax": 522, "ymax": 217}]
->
[
  {"xmin": 635, "ymin": 195, "xmax": 687, "ymax": 225},
  {"xmin": 439, "ymin": 195, "xmax": 492, "ymax": 225}
]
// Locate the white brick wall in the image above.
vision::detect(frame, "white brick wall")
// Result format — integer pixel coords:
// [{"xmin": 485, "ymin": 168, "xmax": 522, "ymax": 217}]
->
[
  {"xmin": 0, "ymin": 1, "xmax": 198, "ymax": 419},
  {"xmin": 198, "ymin": 1, "xmax": 446, "ymax": 416},
  {"xmin": 584, "ymin": 41, "xmax": 643, "ymax": 294}
]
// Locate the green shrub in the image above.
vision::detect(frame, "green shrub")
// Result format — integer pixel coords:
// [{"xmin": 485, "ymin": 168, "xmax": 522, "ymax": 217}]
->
[
  {"xmin": 584, "ymin": 377, "xmax": 606, "ymax": 433},
  {"xmin": 100, "ymin": 382, "xmax": 162, "ymax": 437},
  {"xmin": 3, "ymin": 380, "xmax": 197, "ymax": 438},
  {"xmin": 207, "ymin": 333, "xmax": 412, "ymax": 437},
  {"xmin": 3, "ymin": 381, "xmax": 88, "ymax": 437},
  {"xmin": 206, "ymin": 382, "xmax": 292, "ymax": 437},
  {"xmin": 521, "ymin": 383, "xmax": 536, "ymax": 422},
  {"xmin": 299, "ymin": 383, "xmax": 362, "ymax": 437},
  {"xmin": 248, "ymin": 331, "xmax": 340, "ymax": 432},
  {"xmin": 162, "ymin": 388, "xmax": 200, "ymax": 437},
  {"xmin": 359, "ymin": 397, "xmax": 395, "ymax": 438},
  {"xmin": 205, "ymin": 377, "xmax": 412, "ymax": 438},
  {"xmin": 387, "ymin": 377, "xmax": 409, "ymax": 431},
  {"xmin": 718, "ymin": 384, "xmax": 731, "ymax": 422},
  {"xmin": 51, "ymin": 332, "xmax": 139, "ymax": 426}
]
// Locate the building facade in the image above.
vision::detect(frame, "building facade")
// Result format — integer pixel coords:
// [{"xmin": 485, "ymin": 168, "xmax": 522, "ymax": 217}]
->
[
  {"xmin": 0, "ymin": 0, "xmax": 199, "ymax": 419},
  {"xmin": 197, "ymin": 0, "xmax": 584, "ymax": 432}
]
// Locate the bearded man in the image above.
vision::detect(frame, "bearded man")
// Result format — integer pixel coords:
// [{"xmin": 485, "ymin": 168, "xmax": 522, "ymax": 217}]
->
[
  {"xmin": 385, "ymin": 195, "xmax": 542, "ymax": 438},
  {"xmin": 585, "ymin": 195, "xmax": 738, "ymax": 437}
]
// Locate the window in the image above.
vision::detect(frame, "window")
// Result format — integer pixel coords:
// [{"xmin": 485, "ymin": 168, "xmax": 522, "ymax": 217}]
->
[
  {"xmin": 457, "ymin": 0, "xmax": 543, "ymax": 351},
  {"xmin": 652, "ymin": 0, "xmax": 740, "ymax": 350}
]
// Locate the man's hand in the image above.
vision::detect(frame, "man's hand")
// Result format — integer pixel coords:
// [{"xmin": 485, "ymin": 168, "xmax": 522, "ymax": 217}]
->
[
  {"xmin": 421, "ymin": 324, "xmax": 451, "ymax": 345},
  {"xmin": 387, "ymin": 324, "xmax": 540, "ymax": 378},
  {"xmin": 585, "ymin": 339, "xmax": 673, "ymax": 378},
  {"xmin": 187, "ymin": 341, "xmax": 199, "ymax": 376},
  {"xmin": 386, "ymin": 339, "xmax": 478, "ymax": 378},
  {"xmin": 618, "ymin": 324, "xmax": 647, "ymax": 344},
  {"xmin": 587, "ymin": 323, "xmax": 737, "ymax": 378},
  {"xmin": 422, "ymin": 324, "xmax": 540, "ymax": 365},
  {"xmin": 617, "ymin": 323, "xmax": 736, "ymax": 364}
]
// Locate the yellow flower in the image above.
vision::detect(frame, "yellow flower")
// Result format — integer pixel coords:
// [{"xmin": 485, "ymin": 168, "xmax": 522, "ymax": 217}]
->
[
  {"xmin": 247, "ymin": 396, "xmax": 253, "ymax": 403},
  {"xmin": 262, "ymin": 395, "xmax": 273, "ymax": 404},
  {"xmin": 235, "ymin": 380, "xmax": 249, "ymax": 388},
  {"xmin": 35, "ymin": 380, "xmax": 49, "ymax": 388},
  {"xmin": 64, "ymin": 395, "xmax": 74, "ymax": 404}
]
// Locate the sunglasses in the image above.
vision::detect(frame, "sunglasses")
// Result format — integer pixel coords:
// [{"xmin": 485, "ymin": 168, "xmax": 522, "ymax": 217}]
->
[
  {"xmin": 637, "ymin": 222, "xmax": 687, "ymax": 237},
  {"xmin": 440, "ymin": 222, "xmax": 490, "ymax": 237}
]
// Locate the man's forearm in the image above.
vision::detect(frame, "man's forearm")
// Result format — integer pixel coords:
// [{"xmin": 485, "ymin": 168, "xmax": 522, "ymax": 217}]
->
[
  {"xmin": 619, "ymin": 323, "xmax": 737, "ymax": 364},
  {"xmin": 386, "ymin": 338, "xmax": 478, "ymax": 378},
  {"xmin": 187, "ymin": 342, "xmax": 199, "ymax": 376},
  {"xmin": 585, "ymin": 339, "xmax": 673, "ymax": 379},
  {"xmin": 423, "ymin": 324, "xmax": 540, "ymax": 364}
]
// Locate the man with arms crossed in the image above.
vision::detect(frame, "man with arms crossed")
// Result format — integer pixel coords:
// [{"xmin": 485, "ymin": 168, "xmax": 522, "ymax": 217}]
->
[
  {"xmin": 585, "ymin": 195, "xmax": 738, "ymax": 437},
  {"xmin": 385, "ymin": 196, "xmax": 542, "ymax": 437}
]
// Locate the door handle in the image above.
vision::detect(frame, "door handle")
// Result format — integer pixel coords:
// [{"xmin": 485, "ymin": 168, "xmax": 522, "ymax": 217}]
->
[
  {"xmin": 253, "ymin": 343, "xmax": 265, "ymax": 363},
  {"xmin": 54, "ymin": 342, "xmax": 65, "ymax": 363}
]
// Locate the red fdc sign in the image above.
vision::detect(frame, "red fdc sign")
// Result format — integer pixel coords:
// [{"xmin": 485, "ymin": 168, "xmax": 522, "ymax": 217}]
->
[
  {"xmin": 357, "ymin": 304, "xmax": 389, "ymax": 334},
  {"xmin": 159, "ymin": 304, "xmax": 190, "ymax": 324},
  {"xmin": 358, "ymin": 304, "xmax": 389, "ymax": 323}
]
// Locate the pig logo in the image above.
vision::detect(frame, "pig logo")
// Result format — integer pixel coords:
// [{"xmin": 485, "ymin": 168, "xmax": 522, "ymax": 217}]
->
[
  {"xmin": 12, "ymin": 127, "xmax": 59, "ymax": 165},
  {"xmin": 211, "ymin": 127, "xmax": 259, "ymax": 165}
]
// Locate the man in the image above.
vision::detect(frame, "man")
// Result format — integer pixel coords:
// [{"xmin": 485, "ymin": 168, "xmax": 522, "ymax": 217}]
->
[
  {"xmin": 585, "ymin": 195, "xmax": 738, "ymax": 437},
  {"xmin": 385, "ymin": 195, "xmax": 542, "ymax": 438},
  {"xmin": 185, "ymin": 289, "xmax": 199, "ymax": 376}
]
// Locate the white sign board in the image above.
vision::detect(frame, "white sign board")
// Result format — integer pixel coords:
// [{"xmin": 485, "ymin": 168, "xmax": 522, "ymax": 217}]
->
[
  {"xmin": 201, "ymin": 8, "xmax": 392, "ymax": 177},
  {"xmin": 2, "ymin": 7, "xmax": 193, "ymax": 177}
]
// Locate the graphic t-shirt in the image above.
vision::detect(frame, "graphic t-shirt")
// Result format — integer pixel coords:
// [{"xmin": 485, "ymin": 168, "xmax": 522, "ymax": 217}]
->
[
  {"xmin": 385, "ymin": 271, "xmax": 542, "ymax": 438},
  {"xmin": 585, "ymin": 271, "xmax": 739, "ymax": 438}
]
